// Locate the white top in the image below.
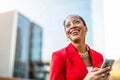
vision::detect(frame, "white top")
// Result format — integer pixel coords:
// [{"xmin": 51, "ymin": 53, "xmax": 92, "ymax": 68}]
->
[{"xmin": 87, "ymin": 66, "xmax": 92, "ymax": 72}]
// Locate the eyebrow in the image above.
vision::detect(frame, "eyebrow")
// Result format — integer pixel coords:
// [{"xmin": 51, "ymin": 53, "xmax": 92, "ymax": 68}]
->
[{"xmin": 72, "ymin": 19, "xmax": 80, "ymax": 23}]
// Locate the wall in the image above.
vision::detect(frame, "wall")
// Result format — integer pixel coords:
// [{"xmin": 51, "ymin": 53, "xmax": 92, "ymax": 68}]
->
[
  {"xmin": 103, "ymin": 0, "xmax": 120, "ymax": 59},
  {"xmin": 91, "ymin": 0, "xmax": 105, "ymax": 55},
  {"xmin": 0, "ymin": 11, "xmax": 17, "ymax": 77}
]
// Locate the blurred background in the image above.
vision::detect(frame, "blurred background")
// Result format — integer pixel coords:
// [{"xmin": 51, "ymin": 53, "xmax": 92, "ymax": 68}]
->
[{"xmin": 0, "ymin": 0, "xmax": 120, "ymax": 80}]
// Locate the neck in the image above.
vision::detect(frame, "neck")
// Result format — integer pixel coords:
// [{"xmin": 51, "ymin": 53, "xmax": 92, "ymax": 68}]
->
[{"xmin": 72, "ymin": 40, "xmax": 86, "ymax": 53}]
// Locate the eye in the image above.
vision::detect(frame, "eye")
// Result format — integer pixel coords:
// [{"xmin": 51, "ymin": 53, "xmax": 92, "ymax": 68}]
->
[
  {"xmin": 75, "ymin": 21, "xmax": 80, "ymax": 24},
  {"xmin": 65, "ymin": 23, "xmax": 71, "ymax": 28}
]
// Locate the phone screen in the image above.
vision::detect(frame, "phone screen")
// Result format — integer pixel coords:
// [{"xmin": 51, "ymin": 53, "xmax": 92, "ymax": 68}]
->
[{"xmin": 101, "ymin": 59, "xmax": 115, "ymax": 68}]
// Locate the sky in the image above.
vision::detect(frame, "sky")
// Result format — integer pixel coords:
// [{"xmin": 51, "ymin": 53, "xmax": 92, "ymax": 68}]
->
[{"xmin": 0, "ymin": 0, "xmax": 96, "ymax": 61}]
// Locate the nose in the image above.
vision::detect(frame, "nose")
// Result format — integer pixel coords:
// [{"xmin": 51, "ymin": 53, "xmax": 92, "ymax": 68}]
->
[{"xmin": 70, "ymin": 23, "xmax": 77, "ymax": 29}]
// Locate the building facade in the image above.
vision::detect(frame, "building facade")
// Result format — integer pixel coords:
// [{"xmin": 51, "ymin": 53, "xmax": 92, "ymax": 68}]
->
[{"xmin": 0, "ymin": 11, "xmax": 43, "ymax": 79}]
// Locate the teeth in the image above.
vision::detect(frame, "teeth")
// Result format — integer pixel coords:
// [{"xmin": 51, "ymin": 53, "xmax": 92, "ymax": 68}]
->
[{"xmin": 71, "ymin": 30, "xmax": 79, "ymax": 34}]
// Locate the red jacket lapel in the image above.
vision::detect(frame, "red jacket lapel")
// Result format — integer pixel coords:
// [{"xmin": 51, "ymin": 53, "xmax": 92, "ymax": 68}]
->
[
  {"xmin": 66, "ymin": 43, "xmax": 88, "ymax": 75},
  {"xmin": 89, "ymin": 47, "xmax": 104, "ymax": 68}
]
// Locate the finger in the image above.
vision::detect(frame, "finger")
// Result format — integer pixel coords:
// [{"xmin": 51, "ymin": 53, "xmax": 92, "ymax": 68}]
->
[
  {"xmin": 100, "ymin": 74, "xmax": 110, "ymax": 80},
  {"xmin": 96, "ymin": 66, "xmax": 111, "ymax": 75},
  {"xmin": 97, "ymin": 74, "xmax": 107, "ymax": 79},
  {"xmin": 101, "ymin": 74, "xmax": 106, "ymax": 77},
  {"xmin": 92, "ymin": 74, "xmax": 106, "ymax": 80},
  {"xmin": 90, "ymin": 67, "xmax": 100, "ymax": 72},
  {"xmin": 93, "ymin": 72, "xmax": 110, "ymax": 80},
  {"xmin": 100, "ymin": 76, "xmax": 108, "ymax": 80}
]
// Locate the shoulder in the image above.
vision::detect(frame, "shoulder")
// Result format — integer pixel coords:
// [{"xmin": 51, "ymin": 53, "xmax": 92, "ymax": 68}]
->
[
  {"xmin": 51, "ymin": 47, "xmax": 67, "ymax": 68},
  {"xmin": 90, "ymin": 48, "xmax": 104, "ymax": 64},
  {"xmin": 87, "ymin": 45, "xmax": 104, "ymax": 60},
  {"xmin": 52, "ymin": 43, "xmax": 74, "ymax": 56},
  {"xmin": 90, "ymin": 49, "xmax": 103, "ymax": 58},
  {"xmin": 52, "ymin": 47, "xmax": 67, "ymax": 58},
  {"xmin": 88, "ymin": 47, "xmax": 104, "ymax": 67},
  {"xmin": 87, "ymin": 45, "xmax": 103, "ymax": 57}
]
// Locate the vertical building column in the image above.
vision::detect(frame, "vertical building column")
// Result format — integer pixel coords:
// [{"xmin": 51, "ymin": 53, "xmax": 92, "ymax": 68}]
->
[
  {"xmin": 91, "ymin": 0, "xmax": 106, "ymax": 55},
  {"xmin": 103, "ymin": 0, "xmax": 120, "ymax": 59}
]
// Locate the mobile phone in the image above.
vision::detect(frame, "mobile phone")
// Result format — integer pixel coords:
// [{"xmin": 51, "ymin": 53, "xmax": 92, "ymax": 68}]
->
[{"xmin": 101, "ymin": 59, "xmax": 115, "ymax": 68}]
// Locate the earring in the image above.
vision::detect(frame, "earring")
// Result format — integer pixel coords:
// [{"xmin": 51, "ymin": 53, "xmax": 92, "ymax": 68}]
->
[{"xmin": 67, "ymin": 37, "xmax": 69, "ymax": 41}]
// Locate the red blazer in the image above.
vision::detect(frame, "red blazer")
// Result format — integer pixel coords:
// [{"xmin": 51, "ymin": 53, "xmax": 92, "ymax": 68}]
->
[{"xmin": 50, "ymin": 43, "xmax": 104, "ymax": 80}]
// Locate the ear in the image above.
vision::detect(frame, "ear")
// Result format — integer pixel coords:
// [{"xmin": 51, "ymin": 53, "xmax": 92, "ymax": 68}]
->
[
  {"xmin": 84, "ymin": 26, "xmax": 88, "ymax": 32},
  {"xmin": 66, "ymin": 33, "xmax": 69, "ymax": 38},
  {"xmin": 66, "ymin": 33, "xmax": 69, "ymax": 41}
]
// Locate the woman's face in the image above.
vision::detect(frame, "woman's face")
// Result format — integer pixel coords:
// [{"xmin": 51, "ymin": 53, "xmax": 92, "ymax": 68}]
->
[{"xmin": 64, "ymin": 16, "xmax": 87, "ymax": 42}]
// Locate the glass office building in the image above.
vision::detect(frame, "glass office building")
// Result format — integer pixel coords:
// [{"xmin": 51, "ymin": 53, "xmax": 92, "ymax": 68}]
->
[
  {"xmin": 13, "ymin": 12, "xmax": 43, "ymax": 79},
  {"xmin": 30, "ymin": 23, "xmax": 42, "ymax": 62},
  {"xmin": 13, "ymin": 13, "xmax": 31, "ymax": 78},
  {"xmin": 29, "ymin": 23, "xmax": 44, "ymax": 79},
  {"xmin": 0, "ymin": 11, "xmax": 43, "ymax": 79}
]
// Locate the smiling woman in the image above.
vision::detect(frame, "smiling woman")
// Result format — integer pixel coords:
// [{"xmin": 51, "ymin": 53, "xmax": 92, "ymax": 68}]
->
[
  {"xmin": 50, "ymin": 15, "xmax": 112, "ymax": 80},
  {"xmin": 64, "ymin": 15, "xmax": 87, "ymax": 44}
]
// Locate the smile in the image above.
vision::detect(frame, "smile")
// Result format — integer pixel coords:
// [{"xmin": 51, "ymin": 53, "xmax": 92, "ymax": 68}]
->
[{"xmin": 70, "ymin": 29, "xmax": 80, "ymax": 35}]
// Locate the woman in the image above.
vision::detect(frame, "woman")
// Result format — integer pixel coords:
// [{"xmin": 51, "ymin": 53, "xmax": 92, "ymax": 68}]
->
[{"xmin": 50, "ymin": 15, "xmax": 111, "ymax": 80}]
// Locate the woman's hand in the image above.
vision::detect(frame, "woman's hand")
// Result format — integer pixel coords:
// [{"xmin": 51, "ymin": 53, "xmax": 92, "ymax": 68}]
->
[{"xmin": 84, "ymin": 66, "xmax": 111, "ymax": 80}]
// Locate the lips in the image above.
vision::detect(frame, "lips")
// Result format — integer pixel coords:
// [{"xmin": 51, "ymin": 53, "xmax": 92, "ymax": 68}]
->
[{"xmin": 70, "ymin": 29, "xmax": 80, "ymax": 35}]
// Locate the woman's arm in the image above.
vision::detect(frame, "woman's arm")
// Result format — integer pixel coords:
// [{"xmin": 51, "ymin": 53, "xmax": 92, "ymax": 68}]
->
[
  {"xmin": 84, "ymin": 67, "xmax": 111, "ymax": 80},
  {"xmin": 50, "ymin": 52, "xmax": 66, "ymax": 80}
]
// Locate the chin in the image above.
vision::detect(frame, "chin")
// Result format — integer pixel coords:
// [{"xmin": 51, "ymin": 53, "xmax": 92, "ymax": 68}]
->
[{"xmin": 71, "ymin": 37, "xmax": 80, "ymax": 43}]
